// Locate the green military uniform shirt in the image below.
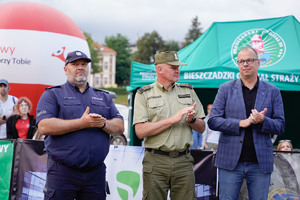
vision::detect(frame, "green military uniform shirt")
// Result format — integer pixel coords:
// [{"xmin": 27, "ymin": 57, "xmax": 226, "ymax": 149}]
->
[{"xmin": 133, "ymin": 80, "xmax": 205, "ymax": 152}]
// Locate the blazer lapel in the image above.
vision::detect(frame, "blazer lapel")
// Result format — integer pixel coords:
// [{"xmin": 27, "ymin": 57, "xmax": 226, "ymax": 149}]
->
[
  {"xmin": 255, "ymin": 80, "xmax": 267, "ymax": 111},
  {"xmin": 233, "ymin": 79, "xmax": 247, "ymax": 118}
]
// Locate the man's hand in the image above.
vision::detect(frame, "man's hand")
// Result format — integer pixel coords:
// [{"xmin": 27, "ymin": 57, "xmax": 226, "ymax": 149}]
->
[
  {"xmin": 250, "ymin": 108, "xmax": 267, "ymax": 124},
  {"xmin": 81, "ymin": 107, "xmax": 106, "ymax": 128},
  {"xmin": 185, "ymin": 102, "xmax": 197, "ymax": 123},
  {"xmin": 171, "ymin": 102, "xmax": 197, "ymax": 124}
]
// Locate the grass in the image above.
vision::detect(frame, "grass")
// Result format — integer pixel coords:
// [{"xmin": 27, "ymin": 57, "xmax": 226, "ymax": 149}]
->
[
  {"xmin": 101, "ymin": 87, "xmax": 129, "ymax": 106},
  {"xmin": 114, "ymin": 94, "xmax": 129, "ymax": 106}
]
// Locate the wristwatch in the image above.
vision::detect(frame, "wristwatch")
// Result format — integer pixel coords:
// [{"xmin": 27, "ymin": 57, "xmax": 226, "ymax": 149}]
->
[
  {"xmin": 2, "ymin": 115, "xmax": 6, "ymax": 120},
  {"xmin": 188, "ymin": 117, "xmax": 196, "ymax": 124}
]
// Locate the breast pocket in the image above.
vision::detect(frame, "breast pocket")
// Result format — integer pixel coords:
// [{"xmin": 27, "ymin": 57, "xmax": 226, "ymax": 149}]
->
[
  {"xmin": 177, "ymin": 97, "xmax": 193, "ymax": 111},
  {"xmin": 148, "ymin": 99, "xmax": 165, "ymax": 120},
  {"xmin": 91, "ymin": 99, "xmax": 110, "ymax": 117},
  {"xmin": 62, "ymin": 99, "xmax": 81, "ymax": 119}
]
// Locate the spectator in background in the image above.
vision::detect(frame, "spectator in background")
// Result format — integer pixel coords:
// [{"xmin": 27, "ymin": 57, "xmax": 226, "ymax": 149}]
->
[
  {"xmin": 191, "ymin": 129, "xmax": 202, "ymax": 149},
  {"xmin": 0, "ymin": 79, "xmax": 18, "ymax": 139},
  {"xmin": 203, "ymin": 103, "xmax": 221, "ymax": 150},
  {"xmin": 277, "ymin": 140, "xmax": 293, "ymax": 151},
  {"xmin": 6, "ymin": 97, "xmax": 36, "ymax": 139}
]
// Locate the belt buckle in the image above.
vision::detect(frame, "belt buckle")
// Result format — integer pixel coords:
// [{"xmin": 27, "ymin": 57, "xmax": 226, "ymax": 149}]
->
[{"xmin": 169, "ymin": 151, "xmax": 179, "ymax": 158}]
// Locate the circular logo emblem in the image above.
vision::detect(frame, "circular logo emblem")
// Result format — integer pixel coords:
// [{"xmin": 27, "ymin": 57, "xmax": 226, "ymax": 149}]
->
[
  {"xmin": 268, "ymin": 188, "xmax": 300, "ymax": 200},
  {"xmin": 231, "ymin": 29, "xmax": 286, "ymax": 67}
]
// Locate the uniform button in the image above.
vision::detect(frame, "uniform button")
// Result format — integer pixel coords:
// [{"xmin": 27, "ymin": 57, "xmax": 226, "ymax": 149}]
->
[{"xmin": 240, "ymin": 141, "xmax": 243, "ymax": 143}]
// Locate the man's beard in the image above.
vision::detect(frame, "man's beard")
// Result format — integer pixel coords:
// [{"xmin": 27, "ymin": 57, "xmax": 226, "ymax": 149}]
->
[{"xmin": 74, "ymin": 76, "xmax": 87, "ymax": 86}]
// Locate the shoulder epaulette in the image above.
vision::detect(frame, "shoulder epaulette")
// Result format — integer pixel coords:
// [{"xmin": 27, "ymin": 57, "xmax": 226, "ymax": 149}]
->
[
  {"xmin": 137, "ymin": 85, "xmax": 152, "ymax": 93},
  {"xmin": 178, "ymin": 83, "xmax": 193, "ymax": 89},
  {"xmin": 93, "ymin": 88, "xmax": 109, "ymax": 94},
  {"xmin": 45, "ymin": 85, "xmax": 61, "ymax": 90}
]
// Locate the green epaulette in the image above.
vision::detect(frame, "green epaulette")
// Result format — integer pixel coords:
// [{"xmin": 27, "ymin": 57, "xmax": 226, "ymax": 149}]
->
[
  {"xmin": 177, "ymin": 83, "xmax": 193, "ymax": 89},
  {"xmin": 137, "ymin": 85, "xmax": 152, "ymax": 93}
]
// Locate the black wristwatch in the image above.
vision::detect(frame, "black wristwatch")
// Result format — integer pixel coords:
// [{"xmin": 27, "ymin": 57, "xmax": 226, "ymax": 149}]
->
[
  {"xmin": 2, "ymin": 115, "xmax": 6, "ymax": 120},
  {"xmin": 188, "ymin": 117, "xmax": 196, "ymax": 124}
]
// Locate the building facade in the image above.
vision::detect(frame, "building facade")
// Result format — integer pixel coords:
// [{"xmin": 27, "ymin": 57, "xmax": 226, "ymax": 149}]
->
[{"xmin": 89, "ymin": 43, "xmax": 117, "ymax": 88}]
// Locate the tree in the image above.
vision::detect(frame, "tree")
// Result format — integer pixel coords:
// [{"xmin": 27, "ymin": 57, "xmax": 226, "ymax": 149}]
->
[
  {"xmin": 131, "ymin": 31, "xmax": 165, "ymax": 64},
  {"xmin": 164, "ymin": 40, "xmax": 180, "ymax": 51},
  {"xmin": 84, "ymin": 32, "xmax": 101, "ymax": 75},
  {"xmin": 183, "ymin": 16, "xmax": 203, "ymax": 47},
  {"xmin": 105, "ymin": 34, "xmax": 131, "ymax": 86}
]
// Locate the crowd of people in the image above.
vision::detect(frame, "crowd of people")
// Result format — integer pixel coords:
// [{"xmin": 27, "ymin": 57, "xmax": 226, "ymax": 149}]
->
[{"xmin": 0, "ymin": 47, "xmax": 295, "ymax": 200}]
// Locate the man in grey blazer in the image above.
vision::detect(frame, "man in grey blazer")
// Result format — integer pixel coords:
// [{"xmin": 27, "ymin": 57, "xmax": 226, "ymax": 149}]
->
[{"xmin": 208, "ymin": 46, "xmax": 285, "ymax": 200}]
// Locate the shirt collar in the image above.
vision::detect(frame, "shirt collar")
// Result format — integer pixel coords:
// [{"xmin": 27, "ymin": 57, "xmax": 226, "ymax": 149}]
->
[
  {"xmin": 66, "ymin": 81, "xmax": 90, "ymax": 92},
  {"xmin": 155, "ymin": 80, "xmax": 176, "ymax": 91},
  {"xmin": 241, "ymin": 77, "xmax": 259, "ymax": 89}
]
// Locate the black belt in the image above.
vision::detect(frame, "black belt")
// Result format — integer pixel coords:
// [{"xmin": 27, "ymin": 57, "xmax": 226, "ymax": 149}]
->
[{"xmin": 145, "ymin": 148, "xmax": 189, "ymax": 158}]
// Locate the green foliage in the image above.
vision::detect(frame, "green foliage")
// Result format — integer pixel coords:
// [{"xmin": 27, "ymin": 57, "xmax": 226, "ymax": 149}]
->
[
  {"xmin": 84, "ymin": 32, "xmax": 102, "ymax": 74},
  {"xmin": 183, "ymin": 16, "xmax": 203, "ymax": 47},
  {"xmin": 105, "ymin": 34, "xmax": 131, "ymax": 86},
  {"xmin": 131, "ymin": 31, "xmax": 165, "ymax": 64},
  {"xmin": 164, "ymin": 40, "xmax": 180, "ymax": 51}
]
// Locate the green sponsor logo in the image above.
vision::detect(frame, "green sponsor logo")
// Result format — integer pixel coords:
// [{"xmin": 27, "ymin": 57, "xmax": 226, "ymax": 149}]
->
[
  {"xmin": 116, "ymin": 171, "xmax": 140, "ymax": 200},
  {"xmin": 231, "ymin": 29, "xmax": 286, "ymax": 67}
]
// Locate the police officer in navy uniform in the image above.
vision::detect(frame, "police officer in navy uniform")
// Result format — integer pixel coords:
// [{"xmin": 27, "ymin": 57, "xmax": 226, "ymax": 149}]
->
[
  {"xmin": 133, "ymin": 51, "xmax": 206, "ymax": 200},
  {"xmin": 36, "ymin": 50, "xmax": 124, "ymax": 200}
]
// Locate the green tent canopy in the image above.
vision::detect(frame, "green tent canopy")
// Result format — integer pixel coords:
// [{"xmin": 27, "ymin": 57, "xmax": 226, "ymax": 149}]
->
[
  {"xmin": 127, "ymin": 15, "xmax": 300, "ymax": 148},
  {"xmin": 127, "ymin": 15, "xmax": 300, "ymax": 92}
]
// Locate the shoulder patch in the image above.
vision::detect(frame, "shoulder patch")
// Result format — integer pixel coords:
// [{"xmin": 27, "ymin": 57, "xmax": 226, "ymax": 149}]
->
[
  {"xmin": 45, "ymin": 85, "xmax": 61, "ymax": 90},
  {"xmin": 137, "ymin": 85, "xmax": 152, "ymax": 93},
  {"xmin": 178, "ymin": 83, "xmax": 193, "ymax": 89}
]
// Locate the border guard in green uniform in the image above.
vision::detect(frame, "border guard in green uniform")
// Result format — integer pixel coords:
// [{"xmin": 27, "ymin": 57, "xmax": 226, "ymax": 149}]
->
[{"xmin": 133, "ymin": 51, "xmax": 206, "ymax": 200}]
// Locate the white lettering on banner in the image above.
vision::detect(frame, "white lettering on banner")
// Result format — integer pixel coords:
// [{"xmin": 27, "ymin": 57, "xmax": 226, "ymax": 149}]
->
[
  {"xmin": 183, "ymin": 72, "xmax": 235, "ymax": 80},
  {"xmin": 0, "ymin": 145, "xmax": 9, "ymax": 153},
  {"xmin": 271, "ymin": 74, "xmax": 299, "ymax": 83},
  {"xmin": 140, "ymin": 71, "xmax": 156, "ymax": 80},
  {"xmin": 0, "ymin": 46, "xmax": 15, "ymax": 55},
  {"xmin": 184, "ymin": 72, "xmax": 299, "ymax": 84}
]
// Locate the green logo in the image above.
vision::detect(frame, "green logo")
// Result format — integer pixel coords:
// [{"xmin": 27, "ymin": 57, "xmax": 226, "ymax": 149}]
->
[
  {"xmin": 116, "ymin": 171, "xmax": 140, "ymax": 200},
  {"xmin": 231, "ymin": 29, "xmax": 286, "ymax": 67}
]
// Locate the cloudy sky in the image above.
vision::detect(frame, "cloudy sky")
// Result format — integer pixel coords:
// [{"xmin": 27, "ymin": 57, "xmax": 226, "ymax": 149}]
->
[{"xmin": 1, "ymin": 0, "xmax": 300, "ymax": 44}]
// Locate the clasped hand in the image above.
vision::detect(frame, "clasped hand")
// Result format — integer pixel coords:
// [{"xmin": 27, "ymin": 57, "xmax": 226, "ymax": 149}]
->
[
  {"xmin": 81, "ymin": 106, "xmax": 106, "ymax": 128},
  {"xmin": 173, "ymin": 102, "xmax": 197, "ymax": 123},
  {"xmin": 240, "ymin": 108, "xmax": 267, "ymax": 128}
]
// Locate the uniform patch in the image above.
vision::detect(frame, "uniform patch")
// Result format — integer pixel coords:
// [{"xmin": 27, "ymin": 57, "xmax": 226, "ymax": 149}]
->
[{"xmin": 178, "ymin": 94, "xmax": 190, "ymax": 98}]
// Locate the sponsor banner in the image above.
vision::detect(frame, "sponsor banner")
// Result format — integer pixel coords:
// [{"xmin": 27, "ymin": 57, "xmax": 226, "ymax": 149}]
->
[
  {"xmin": 9, "ymin": 139, "xmax": 47, "ymax": 200},
  {"xmin": 0, "ymin": 29, "xmax": 90, "ymax": 86},
  {"xmin": 4, "ymin": 140, "xmax": 300, "ymax": 199},
  {"xmin": 0, "ymin": 140, "xmax": 14, "ymax": 200}
]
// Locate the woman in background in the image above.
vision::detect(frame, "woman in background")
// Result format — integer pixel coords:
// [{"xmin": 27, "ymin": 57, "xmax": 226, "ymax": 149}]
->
[
  {"xmin": 6, "ymin": 97, "xmax": 36, "ymax": 139},
  {"xmin": 277, "ymin": 140, "xmax": 293, "ymax": 152}
]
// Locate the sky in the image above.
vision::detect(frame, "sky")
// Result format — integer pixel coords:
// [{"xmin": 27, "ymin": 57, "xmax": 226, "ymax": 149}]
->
[{"xmin": 1, "ymin": 0, "xmax": 300, "ymax": 45}]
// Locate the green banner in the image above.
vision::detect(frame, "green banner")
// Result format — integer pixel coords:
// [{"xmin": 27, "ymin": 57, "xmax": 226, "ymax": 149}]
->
[
  {"xmin": 128, "ymin": 15, "xmax": 300, "ymax": 91},
  {"xmin": 0, "ymin": 140, "xmax": 14, "ymax": 200}
]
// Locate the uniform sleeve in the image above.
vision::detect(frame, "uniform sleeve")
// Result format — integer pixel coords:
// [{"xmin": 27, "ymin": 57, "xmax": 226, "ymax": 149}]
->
[
  {"xmin": 107, "ymin": 97, "xmax": 123, "ymax": 120},
  {"xmin": 191, "ymin": 89, "xmax": 205, "ymax": 119},
  {"xmin": 36, "ymin": 90, "xmax": 59, "ymax": 125},
  {"xmin": 133, "ymin": 92, "xmax": 148, "ymax": 126}
]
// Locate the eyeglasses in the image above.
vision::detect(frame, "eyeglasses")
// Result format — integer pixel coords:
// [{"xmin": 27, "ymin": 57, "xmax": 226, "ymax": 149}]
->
[
  {"xmin": 279, "ymin": 140, "xmax": 291, "ymax": 143},
  {"xmin": 237, "ymin": 58, "xmax": 258, "ymax": 65}
]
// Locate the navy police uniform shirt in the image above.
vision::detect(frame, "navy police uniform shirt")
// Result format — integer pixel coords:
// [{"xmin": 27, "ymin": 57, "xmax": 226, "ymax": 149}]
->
[{"xmin": 36, "ymin": 81, "xmax": 123, "ymax": 168}]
